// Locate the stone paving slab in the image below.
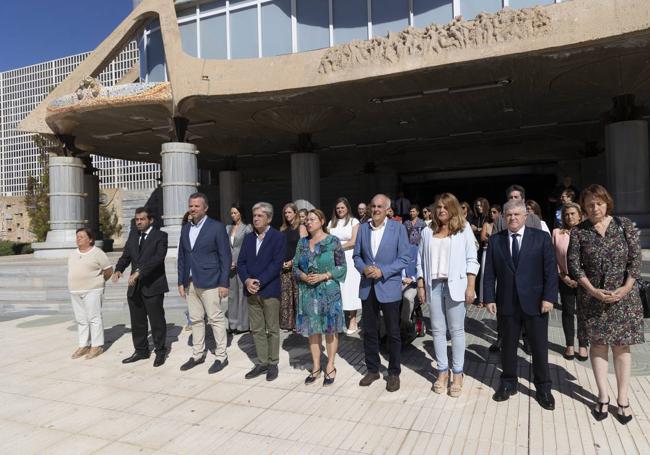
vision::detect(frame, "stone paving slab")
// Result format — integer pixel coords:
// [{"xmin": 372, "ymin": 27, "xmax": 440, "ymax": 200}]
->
[{"xmin": 0, "ymin": 306, "xmax": 649, "ymax": 454}]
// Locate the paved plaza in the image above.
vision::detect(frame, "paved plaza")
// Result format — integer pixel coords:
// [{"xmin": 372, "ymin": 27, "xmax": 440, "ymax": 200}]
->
[{"xmin": 0, "ymin": 304, "xmax": 649, "ymax": 454}]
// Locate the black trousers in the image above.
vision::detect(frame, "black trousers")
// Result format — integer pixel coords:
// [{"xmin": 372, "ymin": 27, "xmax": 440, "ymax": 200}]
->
[
  {"xmin": 500, "ymin": 306, "xmax": 551, "ymax": 393},
  {"xmin": 128, "ymin": 292, "xmax": 167, "ymax": 354},
  {"xmin": 559, "ymin": 281, "xmax": 585, "ymax": 348},
  {"xmin": 362, "ymin": 286, "xmax": 401, "ymax": 376}
]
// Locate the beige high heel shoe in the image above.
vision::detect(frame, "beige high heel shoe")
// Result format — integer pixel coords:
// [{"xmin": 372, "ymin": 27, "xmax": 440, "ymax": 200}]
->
[
  {"xmin": 449, "ymin": 372, "xmax": 464, "ymax": 398},
  {"xmin": 433, "ymin": 370, "xmax": 449, "ymax": 394}
]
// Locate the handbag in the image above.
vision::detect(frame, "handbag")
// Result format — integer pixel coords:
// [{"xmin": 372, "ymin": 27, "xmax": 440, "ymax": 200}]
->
[{"xmin": 613, "ymin": 217, "xmax": 650, "ymax": 318}]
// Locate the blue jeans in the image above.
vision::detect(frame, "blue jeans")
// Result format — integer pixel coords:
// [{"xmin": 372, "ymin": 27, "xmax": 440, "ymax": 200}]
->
[{"xmin": 429, "ymin": 279, "xmax": 466, "ymax": 374}]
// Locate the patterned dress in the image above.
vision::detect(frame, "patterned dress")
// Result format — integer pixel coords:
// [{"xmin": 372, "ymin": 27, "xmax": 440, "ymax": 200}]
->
[
  {"xmin": 293, "ymin": 235, "xmax": 347, "ymax": 336},
  {"xmin": 280, "ymin": 227, "xmax": 300, "ymax": 330},
  {"xmin": 405, "ymin": 218, "xmax": 427, "ymax": 246},
  {"xmin": 567, "ymin": 217, "xmax": 644, "ymax": 346}
]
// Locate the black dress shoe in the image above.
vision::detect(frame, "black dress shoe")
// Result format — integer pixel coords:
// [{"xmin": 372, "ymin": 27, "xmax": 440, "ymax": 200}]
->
[
  {"xmin": 153, "ymin": 352, "xmax": 166, "ymax": 367},
  {"xmin": 208, "ymin": 358, "xmax": 228, "ymax": 374},
  {"xmin": 180, "ymin": 357, "xmax": 205, "ymax": 371},
  {"xmin": 535, "ymin": 391, "xmax": 555, "ymax": 410},
  {"xmin": 489, "ymin": 338, "xmax": 502, "ymax": 353},
  {"xmin": 122, "ymin": 351, "xmax": 150, "ymax": 364},
  {"xmin": 386, "ymin": 375, "xmax": 400, "ymax": 392},
  {"xmin": 493, "ymin": 385, "xmax": 518, "ymax": 402},
  {"xmin": 245, "ymin": 364, "xmax": 268, "ymax": 379},
  {"xmin": 266, "ymin": 364, "xmax": 278, "ymax": 381}
]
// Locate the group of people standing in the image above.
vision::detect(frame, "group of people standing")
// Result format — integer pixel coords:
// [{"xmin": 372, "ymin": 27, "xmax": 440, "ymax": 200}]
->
[{"xmin": 66, "ymin": 182, "xmax": 644, "ymax": 423}]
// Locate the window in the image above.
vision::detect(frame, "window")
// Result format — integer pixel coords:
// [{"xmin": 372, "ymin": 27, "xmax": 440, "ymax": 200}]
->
[
  {"xmin": 230, "ymin": 5, "xmax": 259, "ymax": 58},
  {"xmin": 179, "ymin": 19, "xmax": 198, "ymax": 57},
  {"xmin": 371, "ymin": 0, "xmax": 409, "ymax": 38},
  {"xmin": 510, "ymin": 0, "xmax": 554, "ymax": 8},
  {"xmin": 147, "ymin": 29, "xmax": 166, "ymax": 82},
  {"xmin": 413, "ymin": 0, "xmax": 453, "ymax": 27},
  {"xmin": 297, "ymin": 0, "xmax": 330, "ymax": 51},
  {"xmin": 333, "ymin": 0, "xmax": 368, "ymax": 44},
  {"xmin": 460, "ymin": 0, "xmax": 501, "ymax": 20},
  {"xmin": 261, "ymin": 0, "xmax": 292, "ymax": 56},
  {"xmin": 200, "ymin": 13, "xmax": 227, "ymax": 59}
]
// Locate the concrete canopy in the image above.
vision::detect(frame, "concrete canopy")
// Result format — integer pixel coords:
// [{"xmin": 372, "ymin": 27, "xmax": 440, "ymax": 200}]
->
[{"xmin": 19, "ymin": 0, "xmax": 650, "ymax": 178}]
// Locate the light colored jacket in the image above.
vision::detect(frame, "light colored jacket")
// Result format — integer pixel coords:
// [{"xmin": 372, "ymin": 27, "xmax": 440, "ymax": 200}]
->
[{"xmin": 416, "ymin": 222, "xmax": 480, "ymax": 302}]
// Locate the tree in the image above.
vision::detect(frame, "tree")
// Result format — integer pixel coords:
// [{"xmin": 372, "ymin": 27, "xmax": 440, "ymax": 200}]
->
[{"xmin": 25, "ymin": 135, "xmax": 51, "ymax": 242}]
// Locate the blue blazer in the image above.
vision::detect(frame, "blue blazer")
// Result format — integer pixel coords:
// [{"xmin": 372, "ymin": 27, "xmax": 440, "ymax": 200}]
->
[
  {"xmin": 353, "ymin": 219, "xmax": 411, "ymax": 303},
  {"xmin": 237, "ymin": 227, "xmax": 285, "ymax": 299},
  {"xmin": 177, "ymin": 217, "xmax": 232, "ymax": 289},
  {"xmin": 483, "ymin": 227, "xmax": 558, "ymax": 316}
]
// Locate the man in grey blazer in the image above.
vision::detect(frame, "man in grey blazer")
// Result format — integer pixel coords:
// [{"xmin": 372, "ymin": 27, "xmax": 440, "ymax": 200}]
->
[{"xmin": 353, "ymin": 194, "xmax": 411, "ymax": 392}]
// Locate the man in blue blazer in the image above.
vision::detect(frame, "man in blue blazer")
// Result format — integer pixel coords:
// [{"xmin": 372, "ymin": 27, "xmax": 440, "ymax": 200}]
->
[
  {"xmin": 237, "ymin": 202, "xmax": 285, "ymax": 381},
  {"xmin": 177, "ymin": 193, "xmax": 232, "ymax": 374},
  {"xmin": 353, "ymin": 194, "xmax": 411, "ymax": 392},
  {"xmin": 483, "ymin": 199, "xmax": 558, "ymax": 410}
]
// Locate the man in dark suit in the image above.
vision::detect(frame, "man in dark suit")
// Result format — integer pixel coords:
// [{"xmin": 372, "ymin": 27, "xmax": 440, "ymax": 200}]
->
[
  {"xmin": 483, "ymin": 199, "xmax": 558, "ymax": 410},
  {"xmin": 237, "ymin": 202, "xmax": 285, "ymax": 382},
  {"xmin": 114, "ymin": 207, "xmax": 169, "ymax": 367},
  {"xmin": 353, "ymin": 194, "xmax": 410, "ymax": 392},
  {"xmin": 177, "ymin": 192, "xmax": 232, "ymax": 374}
]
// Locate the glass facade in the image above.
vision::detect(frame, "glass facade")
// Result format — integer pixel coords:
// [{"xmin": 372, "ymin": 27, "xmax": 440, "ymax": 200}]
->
[
  {"xmin": 142, "ymin": 0, "xmax": 562, "ymax": 81},
  {"xmin": 0, "ymin": 42, "xmax": 160, "ymax": 196}
]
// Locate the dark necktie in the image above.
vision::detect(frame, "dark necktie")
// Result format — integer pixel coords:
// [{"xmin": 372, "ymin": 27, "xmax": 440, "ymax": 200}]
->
[
  {"xmin": 138, "ymin": 232, "xmax": 146, "ymax": 251},
  {"xmin": 511, "ymin": 233, "xmax": 520, "ymax": 266}
]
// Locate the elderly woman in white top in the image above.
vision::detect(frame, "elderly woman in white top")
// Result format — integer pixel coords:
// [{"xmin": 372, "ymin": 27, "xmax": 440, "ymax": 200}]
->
[
  {"xmin": 68, "ymin": 228, "xmax": 113, "ymax": 360},
  {"xmin": 417, "ymin": 193, "xmax": 479, "ymax": 397}
]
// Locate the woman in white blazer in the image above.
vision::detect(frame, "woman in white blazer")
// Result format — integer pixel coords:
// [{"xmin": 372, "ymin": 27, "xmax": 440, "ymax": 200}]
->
[{"xmin": 417, "ymin": 193, "xmax": 479, "ymax": 398}]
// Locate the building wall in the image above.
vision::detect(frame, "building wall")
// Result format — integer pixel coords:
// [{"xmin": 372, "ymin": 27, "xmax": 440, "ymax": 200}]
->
[
  {"xmin": 0, "ymin": 42, "xmax": 160, "ymax": 196},
  {"xmin": 0, "ymin": 196, "xmax": 36, "ymax": 243}
]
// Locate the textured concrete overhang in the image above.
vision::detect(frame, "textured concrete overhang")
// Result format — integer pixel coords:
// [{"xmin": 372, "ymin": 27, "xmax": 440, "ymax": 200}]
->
[{"xmin": 17, "ymin": 0, "xmax": 650, "ymax": 164}]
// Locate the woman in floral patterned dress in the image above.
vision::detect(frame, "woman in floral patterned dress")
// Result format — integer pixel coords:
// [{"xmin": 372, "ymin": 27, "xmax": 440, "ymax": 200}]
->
[
  {"xmin": 568, "ymin": 184, "xmax": 644, "ymax": 425},
  {"xmin": 294, "ymin": 209, "xmax": 347, "ymax": 386}
]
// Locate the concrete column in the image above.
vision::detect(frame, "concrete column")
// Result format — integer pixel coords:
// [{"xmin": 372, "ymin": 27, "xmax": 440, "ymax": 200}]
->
[
  {"xmin": 160, "ymin": 142, "xmax": 198, "ymax": 252},
  {"xmin": 33, "ymin": 156, "xmax": 86, "ymax": 258},
  {"xmin": 605, "ymin": 120, "xmax": 650, "ymax": 247},
  {"xmin": 219, "ymin": 170, "xmax": 241, "ymax": 224},
  {"xmin": 82, "ymin": 174, "xmax": 100, "ymax": 237},
  {"xmin": 605, "ymin": 120, "xmax": 650, "ymax": 213},
  {"xmin": 291, "ymin": 152, "xmax": 320, "ymax": 209}
]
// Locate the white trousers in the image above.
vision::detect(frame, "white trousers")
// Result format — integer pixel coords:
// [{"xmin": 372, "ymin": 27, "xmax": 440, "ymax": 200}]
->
[{"xmin": 70, "ymin": 289, "xmax": 104, "ymax": 347}]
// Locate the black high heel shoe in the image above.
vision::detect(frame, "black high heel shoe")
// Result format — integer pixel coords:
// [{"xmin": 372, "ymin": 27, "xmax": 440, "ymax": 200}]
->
[
  {"xmin": 591, "ymin": 399, "xmax": 609, "ymax": 421},
  {"xmin": 304, "ymin": 368, "xmax": 321, "ymax": 385},
  {"xmin": 323, "ymin": 368, "xmax": 337, "ymax": 386},
  {"xmin": 615, "ymin": 402, "xmax": 633, "ymax": 425}
]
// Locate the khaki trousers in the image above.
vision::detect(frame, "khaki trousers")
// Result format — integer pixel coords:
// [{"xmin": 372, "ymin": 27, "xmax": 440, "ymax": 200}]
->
[
  {"xmin": 188, "ymin": 282, "xmax": 227, "ymax": 361},
  {"xmin": 247, "ymin": 295, "xmax": 280, "ymax": 365}
]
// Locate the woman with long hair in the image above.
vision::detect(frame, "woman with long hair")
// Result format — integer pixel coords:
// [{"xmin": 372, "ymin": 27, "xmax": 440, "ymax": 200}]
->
[
  {"xmin": 526, "ymin": 199, "xmax": 550, "ymax": 234},
  {"xmin": 294, "ymin": 209, "xmax": 347, "ymax": 385},
  {"xmin": 279, "ymin": 203, "xmax": 307, "ymax": 330},
  {"xmin": 327, "ymin": 197, "xmax": 362, "ymax": 333},
  {"xmin": 417, "ymin": 193, "xmax": 479, "ymax": 397},
  {"xmin": 226, "ymin": 203, "xmax": 253, "ymax": 332},
  {"xmin": 478, "ymin": 204, "xmax": 501, "ymax": 304}
]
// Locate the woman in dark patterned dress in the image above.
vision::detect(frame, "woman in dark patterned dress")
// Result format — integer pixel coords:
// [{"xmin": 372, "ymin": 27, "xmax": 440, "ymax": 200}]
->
[
  {"xmin": 567, "ymin": 184, "xmax": 644, "ymax": 425},
  {"xmin": 279, "ymin": 203, "xmax": 307, "ymax": 330}
]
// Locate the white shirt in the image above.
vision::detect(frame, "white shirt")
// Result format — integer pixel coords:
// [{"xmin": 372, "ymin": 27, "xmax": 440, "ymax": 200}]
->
[
  {"xmin": 369, "ymin": 218, "xmax": 387, "ymax": 258},
  {"xmin": 429, "ymin": 236, "xmax": 451, "ymax": 279},
  {"xmin": 138, "ymin": 226, "xmax": 153, "ymax": 246},
  {"xmin": 255, "ymin": 226, "xmax": 270, "ymax": 255},
  {"xmin": 508, "ymin": 225, "xmax": 525, "ymax": 255},
  {"xmin": 189, "ymin": 215, "xmax": 207, "ymax": 249}
]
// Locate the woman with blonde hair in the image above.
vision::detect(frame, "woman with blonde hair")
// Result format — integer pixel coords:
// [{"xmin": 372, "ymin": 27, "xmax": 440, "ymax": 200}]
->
[
  {"xmin": 417, "ymin": 193, "xmax": 479, "ymax": 397},
  {"xmin": 279, "ymin": 203, "xmax": 307, "ymax": 330}
]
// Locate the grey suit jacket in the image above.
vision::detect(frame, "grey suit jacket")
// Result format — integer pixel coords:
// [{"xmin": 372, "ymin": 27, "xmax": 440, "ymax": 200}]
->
[{"xmin": 227, "ymin": 223, "xmax": 253, "ymax": 264}]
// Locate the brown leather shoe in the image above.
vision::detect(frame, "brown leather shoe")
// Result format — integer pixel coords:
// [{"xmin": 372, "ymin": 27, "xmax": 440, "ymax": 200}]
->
[
  {"xmin": 71, "ymin": 347, "xmax": 90, "ymax": 359},
  {"xmin": 433, "ymin": 370, "xmax": 449, "ymax": 394},
  {"xmin": 386, "ymin": 375, "xmax": 400, "ymax": 392},
  {"xmin": 85, "ymin": 346, "xmax": 104, "ymax": 360},
  {"xmin": 359, "ymin": 372, "xmax": 381, "ymax": 387},
  {"xmin": 449, "ymin": 372, "xmax": 464, "ymax": 398}
]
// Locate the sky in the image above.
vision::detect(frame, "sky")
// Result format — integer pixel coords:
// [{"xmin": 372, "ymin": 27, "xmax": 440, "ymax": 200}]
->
[{"xmin": 0, "ymin": 0, "xmax": 134, "ymax": 72}]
